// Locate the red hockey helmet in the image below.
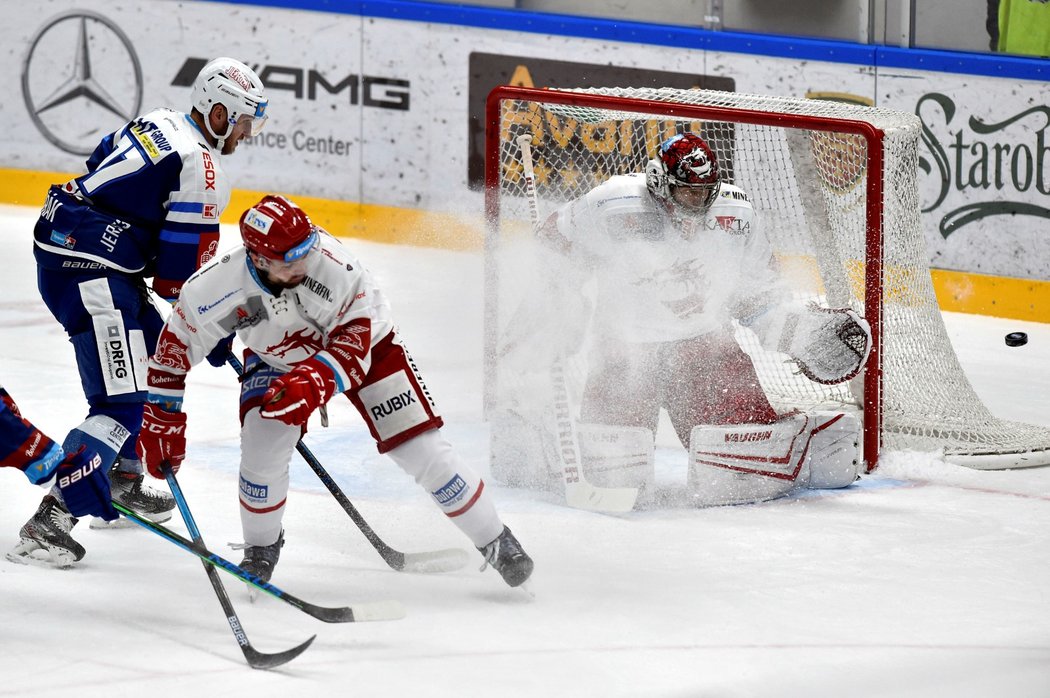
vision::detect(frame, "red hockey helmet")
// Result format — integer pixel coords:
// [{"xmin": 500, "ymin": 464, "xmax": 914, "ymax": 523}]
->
[
  {"xmin": 239, "ymin": 195, "xmax": 318, "ymax": 262},
  {"xmin": 645, "ymin": 133, "xmax": 721, "ymax": 214}
]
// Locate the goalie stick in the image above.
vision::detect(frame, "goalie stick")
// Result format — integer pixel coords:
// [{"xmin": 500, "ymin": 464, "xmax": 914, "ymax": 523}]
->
[
  {"xmin": 515, "ymin": 133, "xmax": 639, "ymax": 513},
  {"xmin": 113, "ymin": 502, "xmax": 405, "ymax": 623},
  {"xmin": 162, "ymin": 465, "xmax": 314, "ymax": 669},
  {"xmin": 227, "ymin": 354, "xmax": 469, "ymax": 574}
]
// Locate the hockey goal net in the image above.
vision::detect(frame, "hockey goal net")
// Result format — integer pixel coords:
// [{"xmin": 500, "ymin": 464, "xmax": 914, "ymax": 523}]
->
[{"xmin": 483, "ymin": 85, "xmax": 1050, "ymax": 472}]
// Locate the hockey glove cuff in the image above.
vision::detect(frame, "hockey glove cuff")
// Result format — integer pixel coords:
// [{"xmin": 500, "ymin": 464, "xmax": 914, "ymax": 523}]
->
[{"xmin": 56, "ymin": 446, "xmax": 118, "ymax": 521}]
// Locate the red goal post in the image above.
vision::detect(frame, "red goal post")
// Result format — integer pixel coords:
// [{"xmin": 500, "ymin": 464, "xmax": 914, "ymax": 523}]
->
[{"xmin": 483, "ymin": 84, "xmax": 1050, "ymax": 472}]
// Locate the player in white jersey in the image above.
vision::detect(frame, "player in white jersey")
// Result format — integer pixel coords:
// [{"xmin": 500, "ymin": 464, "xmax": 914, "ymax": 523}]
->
[
  {"xmin": 134, "ymin": 196, "xmax": 533, "ymax": 588},
  {"xmin": 528, "ymin": 133, "xmax": 873, "ymax": 506},
  {"xmin": 10, "ymin": 57, "xmax": 269, "ymax": 567}
]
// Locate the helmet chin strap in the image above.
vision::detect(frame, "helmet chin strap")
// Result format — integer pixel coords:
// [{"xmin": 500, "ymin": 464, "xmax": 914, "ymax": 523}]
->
[{"xmin": 203, "ymin": 108, "xmax": 230, "ymax": 151}]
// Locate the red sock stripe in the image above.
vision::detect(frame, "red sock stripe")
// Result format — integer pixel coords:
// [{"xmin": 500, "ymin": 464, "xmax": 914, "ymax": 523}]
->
[
  {"xmin": 239, "ymin": 497, "xmax": 286, "ymax": 514},
  {"xmin": 446, "ymin": 479, "xmax": 484, "ymax": 518}
]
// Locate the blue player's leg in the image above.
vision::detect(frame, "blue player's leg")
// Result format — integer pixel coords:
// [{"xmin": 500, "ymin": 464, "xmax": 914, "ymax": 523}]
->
[{"xmin": 36, "ymin": 270, "xmax": 175, "ymax": 526}]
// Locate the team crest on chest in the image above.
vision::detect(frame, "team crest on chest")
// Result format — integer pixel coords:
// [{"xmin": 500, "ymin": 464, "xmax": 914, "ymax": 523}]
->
[{"xmin": 266, "ymin": 328, "xmax": 324, "ymax": 359}]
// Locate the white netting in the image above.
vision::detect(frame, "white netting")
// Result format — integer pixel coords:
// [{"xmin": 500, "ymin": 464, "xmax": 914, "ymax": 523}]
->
[{"xmin": 487, "ymin": 86, "xmax": 1050, "ymax": 469}]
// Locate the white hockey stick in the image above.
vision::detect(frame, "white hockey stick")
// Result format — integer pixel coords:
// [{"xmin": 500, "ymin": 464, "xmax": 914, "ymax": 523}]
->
[{"xmin": 515, "ymin": 134, "xmax": 638, "ymax": 513}]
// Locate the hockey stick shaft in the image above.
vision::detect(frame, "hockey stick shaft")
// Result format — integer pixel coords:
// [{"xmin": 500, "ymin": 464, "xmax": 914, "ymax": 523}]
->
[
  {"xmin": 227, "ymin": 353, "xmax": 467, "ymax": 574},
  {"xmin": 162, "ymin": 466, "xmax": 314, "ymax": 668},
  {"xmin": 113, "ymin": 502, "xmax": 404, "ymax": 623},
  {"xmin": 515, "ymin": 135, "xmax": 638, "ymax": 513}
]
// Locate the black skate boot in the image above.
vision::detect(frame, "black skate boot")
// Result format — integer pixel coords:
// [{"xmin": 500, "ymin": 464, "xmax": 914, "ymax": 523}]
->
[
  {"xmin": 239, "ymin": 530, "xmax": 285, "ymax": 584},
  {"xmin": 5, "ymin": 495, "xmax": 85, "ymax": 568},
  {"xmin": 478, "ymin": 525, "xmax": 533, "ymax": 588},
  {"xmin": 95, "ymin": 460, "xmax": 175, "ymax": 528}
]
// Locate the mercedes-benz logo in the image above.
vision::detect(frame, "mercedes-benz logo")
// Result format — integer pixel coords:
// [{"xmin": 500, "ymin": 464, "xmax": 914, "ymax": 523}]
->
[{"xmin": 22, "ymin": 11, "xmax": 143, "ymax": 156}]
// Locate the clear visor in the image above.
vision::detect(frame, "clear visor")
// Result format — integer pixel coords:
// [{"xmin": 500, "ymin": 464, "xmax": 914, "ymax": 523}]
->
[{"xmin": 231, "ymin": 112, "xmax": 268, "ymax": 138}]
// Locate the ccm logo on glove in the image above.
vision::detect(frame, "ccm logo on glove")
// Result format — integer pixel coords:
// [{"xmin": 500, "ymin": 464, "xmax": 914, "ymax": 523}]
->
[{"xmin": 136, "ymin": 403, "xmax": 188, "ymax": 478}]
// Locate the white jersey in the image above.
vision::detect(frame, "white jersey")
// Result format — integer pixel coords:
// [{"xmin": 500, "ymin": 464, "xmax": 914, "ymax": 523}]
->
[
  {"xmin": 554, "ymin": 173, "xmax": 783, "ymax": 343},
  {"xmin": 148, "ymin": 230, "xmax": 394, "ymax": 400}
]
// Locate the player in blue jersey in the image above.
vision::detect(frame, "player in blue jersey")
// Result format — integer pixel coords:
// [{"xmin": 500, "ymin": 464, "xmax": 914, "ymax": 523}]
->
[
  {"xmin": 11, "ymin": 57, "xmax": 269, "ymax": 565},
  {"xmin": 0, "ymin": 383, "xmax": 119, "ymax": 567}
]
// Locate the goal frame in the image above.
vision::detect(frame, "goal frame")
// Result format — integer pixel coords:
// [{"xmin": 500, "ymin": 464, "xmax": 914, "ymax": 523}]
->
[{"xmin": 483, "ymin": 84, "xmax": 888, "ymax": 471}]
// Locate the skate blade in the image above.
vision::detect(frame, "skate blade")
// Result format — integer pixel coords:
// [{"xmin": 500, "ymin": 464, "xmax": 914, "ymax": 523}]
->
[
  {"xmin": 90, "ymin": 510, "xmax": 172, "ymax": 529},
  {"xmin": 5, "ymin": 541, "xmax": 77, "ymax": 569},
  {"xmin": 516, "ymin": 580, "xmax": 536, "ymax": 601},
  {"xmin": 247, "ymin": 583, "xmax": 260, "ymax": 604}
]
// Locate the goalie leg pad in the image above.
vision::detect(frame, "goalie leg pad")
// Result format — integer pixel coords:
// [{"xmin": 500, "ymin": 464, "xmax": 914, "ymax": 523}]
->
[
  {"xmin": 577, "ymin": 423, "xmax": 654, "ymax": 491},
  {"xmin": 805, "ymin": 410, "xmax": 862, "ymax": 489},
  {"xmin": 688, "ymin": 414, "xmax": 810, "ymax": 506},
  {"xmin": 688, "ymin": 411, "xmax": 862, "ymax": 506}
]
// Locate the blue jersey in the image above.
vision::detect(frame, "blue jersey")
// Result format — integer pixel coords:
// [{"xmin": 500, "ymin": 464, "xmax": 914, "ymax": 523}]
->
[{"xmin": 32, "ymin": 108, "xmax": 231, "ymax": 301}]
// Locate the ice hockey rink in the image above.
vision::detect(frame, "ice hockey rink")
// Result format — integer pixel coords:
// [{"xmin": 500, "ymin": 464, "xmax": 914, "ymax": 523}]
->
[{"xmin": 1, "ymin": 201, "xmax": 1049, "ymax": 698}]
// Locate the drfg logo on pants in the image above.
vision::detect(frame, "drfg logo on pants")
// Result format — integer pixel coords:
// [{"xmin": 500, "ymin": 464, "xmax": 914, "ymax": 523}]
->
[
  {"xmin": 92, "ymin": 313, "xmax": 139, "ymax": 397},
  {"xmin": 22, "ymin": 11, "xmax": 143, "ymax": 155}
]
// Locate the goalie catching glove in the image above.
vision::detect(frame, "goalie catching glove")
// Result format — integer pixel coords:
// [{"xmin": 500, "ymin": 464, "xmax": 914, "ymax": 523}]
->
[
  {"xmin": 260, "ymin": 358, "xmax": 338, "ymax": 427},
  {"xmin": 779, "ymin": 305, "xmax": 872, "ymax": 384}
]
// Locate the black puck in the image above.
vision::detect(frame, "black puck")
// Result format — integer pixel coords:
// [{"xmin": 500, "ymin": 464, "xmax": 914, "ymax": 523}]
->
[{"xmin": 1005, "ymin": 332, "xmax": 1028, "ymax": 347}]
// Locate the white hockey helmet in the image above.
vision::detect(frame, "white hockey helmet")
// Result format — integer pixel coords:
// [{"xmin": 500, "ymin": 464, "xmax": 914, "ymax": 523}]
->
[{"xmin": 191, "ymin": 57, "xmax": 268, "ymax": 148}]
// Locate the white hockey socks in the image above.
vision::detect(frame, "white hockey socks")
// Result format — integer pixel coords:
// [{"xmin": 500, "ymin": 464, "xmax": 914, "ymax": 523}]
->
[{"xmin": 387, "ymin": 429, "xmax": 503, "ymax": 548}]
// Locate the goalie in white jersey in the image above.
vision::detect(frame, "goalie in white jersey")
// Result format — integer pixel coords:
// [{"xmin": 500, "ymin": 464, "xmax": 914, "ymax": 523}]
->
[
  {"xmin": 524, "ymin": 133, "xmax": 873, "ymax": 506},
  {"xmin": 134, "ymin": 196, "xmax": 533, "ymax": 588}
]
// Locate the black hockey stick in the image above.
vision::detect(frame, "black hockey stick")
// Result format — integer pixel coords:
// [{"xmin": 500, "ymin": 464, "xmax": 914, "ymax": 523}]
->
[
  {"xmin": 162, "ymin": 465, "xmax": 314, "ymax": 669},
  {"xmin": 227, "ymin": 354, "xmax": 469, "ymax": 574},
  {"xmin": 113, "ymin": 502, "xmax": 405, "ymax": 623}
]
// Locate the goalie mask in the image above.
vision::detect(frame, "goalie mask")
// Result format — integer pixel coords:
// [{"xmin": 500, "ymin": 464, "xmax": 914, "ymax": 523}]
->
[
  {"xmin": 240, "ymin": 195, "xmax": 318, "ymax": 287},
  {"xmin": 191, "ymin": 57, "xmax": 268, "ymax": 150},
  {"xmin": 645, "ymin": 133, "xmax": 721, "ymax": 216}
]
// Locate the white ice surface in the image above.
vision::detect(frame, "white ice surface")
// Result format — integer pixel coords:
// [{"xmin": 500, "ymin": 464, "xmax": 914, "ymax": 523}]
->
[{"xmin": 1, "ymin": 203, "xmax": 1049, "ymax": 697}]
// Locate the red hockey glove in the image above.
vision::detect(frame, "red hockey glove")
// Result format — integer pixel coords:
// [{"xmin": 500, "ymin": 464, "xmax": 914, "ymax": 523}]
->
[
  {"xmin": 56, "ymin": 446, "xmax": 118, "ymax": 521},
  {"xmin": 260, "ymin": 359, "xmax": 338, "ymax": 427},
  {"xmin": 136, "ymin": 403, "xmax": 188, "ymax": 479}
]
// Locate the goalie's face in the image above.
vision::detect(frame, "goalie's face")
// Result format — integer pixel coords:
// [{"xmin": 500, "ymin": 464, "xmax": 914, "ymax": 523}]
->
[{"xmin": 670, "ymin": 181, "xmax": 720, "ymax": 215}]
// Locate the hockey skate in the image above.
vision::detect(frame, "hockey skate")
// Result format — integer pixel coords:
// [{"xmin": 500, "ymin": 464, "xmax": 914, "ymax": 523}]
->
[
  {"xmin": 478, "ymin": 525, "xmax": 534, "ymax": 588},
  {"xmin": 6, "ymin": 495, "xmax": 85, "ymax": 569},
  {"xmin": 239, "ymin": 529, "xmax": 285, "ymax": 585},
  {"xmin": 91, "ymin": 463, "xmax": 175, "ymax": 529}
]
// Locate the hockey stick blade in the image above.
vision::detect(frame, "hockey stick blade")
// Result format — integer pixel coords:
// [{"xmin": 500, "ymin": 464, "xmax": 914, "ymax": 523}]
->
[
  {"xmin": 564, "ymin": 482, "xmax": 638, "ymax": 513},
  {"xmin": 398, "ymin": 547, "xmax": 472, "ymax": 574},
  {"xmin": 114, "ymin": 503, "xmax": 406, "ymax": 623},
  {"xmin": 241, "ymin": 629, "xmax": 315, "ymax": 670}
]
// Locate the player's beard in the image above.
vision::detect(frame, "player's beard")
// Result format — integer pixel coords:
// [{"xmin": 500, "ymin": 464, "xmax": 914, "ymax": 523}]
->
[{"xmin": 259, "ymin": 268, "xmax": 306, "ymax": 291}]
